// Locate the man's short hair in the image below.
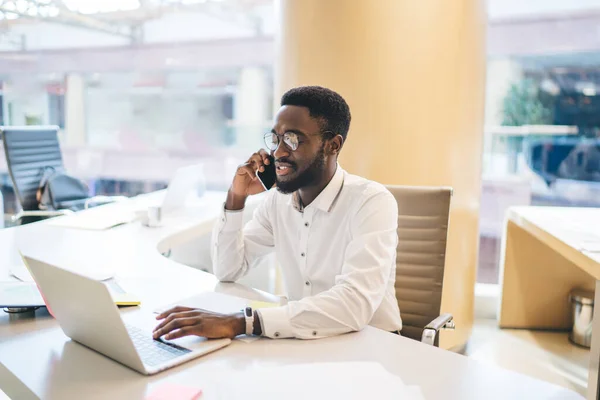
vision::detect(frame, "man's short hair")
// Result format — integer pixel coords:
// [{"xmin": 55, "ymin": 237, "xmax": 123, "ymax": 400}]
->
[{"xmin": 280, "ymin": 86, "xmax": 351, "ymax": 142}]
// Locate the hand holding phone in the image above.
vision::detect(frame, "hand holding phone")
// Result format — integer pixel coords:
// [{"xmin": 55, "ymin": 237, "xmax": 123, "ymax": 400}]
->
[
  {"xmin": 227, "ymin": 150, "xmax": 274, "ymax": 210},
  {"xmin": 257, "ymin": 155, "xmax": 276, "ymax": 190}
]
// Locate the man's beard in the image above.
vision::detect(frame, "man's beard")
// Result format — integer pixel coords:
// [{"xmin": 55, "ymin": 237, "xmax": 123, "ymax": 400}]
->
[{"xmin": 276, "ymin": 145, "xmax": 326, "ymax": 195}]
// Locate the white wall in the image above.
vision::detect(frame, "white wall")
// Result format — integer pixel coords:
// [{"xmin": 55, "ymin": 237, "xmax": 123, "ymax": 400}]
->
[
  {"xmin": 0, "ymin": 21, "xmax": 128, "ymax": 50},
  {"xmin": 143, "ymin": 11, "xmax": 254, "ymax": 43},
  {"xmin": 488, "ymin": 0, "xmax": 600, "ymax": 19},
  {"xmin": 0, "ymin": 10, "xmax": 260, "ymax": 51},
  {"xmin": 1, "ymin": 2, "xmax": 600, "ymax": 51}
]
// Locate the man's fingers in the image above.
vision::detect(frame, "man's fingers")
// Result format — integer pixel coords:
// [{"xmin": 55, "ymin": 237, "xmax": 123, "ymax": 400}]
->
[
  {"xmin": 236, "ymin": 163, "xmax": 258, "ymax": 180},
  {"xmin": 153, "ymin": 317, "xmax": 200, "ymax": 339},
  {"xmin": 248, "ymin": 153, "xmax": 265, "ymax": 172},
  {"xmin": 153, "ymin": 311, "xmax": 198, "ymax": 333},
  {"xmin": 165, "ymin": 326, "xmax": 195, "ymax": 340},
  {"xmin": 258, "ymin": 148, "xmax": 271, "ymax": 164},
  {"xmin": 156, "ymin": 306, "xmax": 194, "ymax": 320}
]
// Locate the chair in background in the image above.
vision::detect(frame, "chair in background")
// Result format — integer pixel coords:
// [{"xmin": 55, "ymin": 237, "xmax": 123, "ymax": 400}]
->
[
  {"xmin": 1, "ymin": 126, "xmax": 123, "ymax": 224},
  {"xmin": 387, "ymin": 185, "xmax": 454, "ymax": 347}
]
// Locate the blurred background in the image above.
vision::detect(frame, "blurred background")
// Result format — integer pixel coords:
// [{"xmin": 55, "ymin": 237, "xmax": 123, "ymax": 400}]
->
[{"xmin": 0, "ymin": 0, "xmax": 600, "ymax": 288}]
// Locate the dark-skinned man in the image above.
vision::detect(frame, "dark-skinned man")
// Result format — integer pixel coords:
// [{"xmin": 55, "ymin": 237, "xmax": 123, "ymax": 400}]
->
[{"xmin": 154, "ymin": 86, "xmax": 402, "ymax": 341}]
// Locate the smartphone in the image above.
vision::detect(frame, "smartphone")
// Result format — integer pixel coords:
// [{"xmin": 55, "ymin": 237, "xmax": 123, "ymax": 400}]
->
[{"xmin": 257, "ymin": 155, "xmax": 277, "ymax": 190}]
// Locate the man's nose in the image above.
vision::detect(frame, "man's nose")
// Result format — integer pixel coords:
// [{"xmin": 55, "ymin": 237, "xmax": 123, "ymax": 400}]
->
[{"xmin": 273, "ymin": 139, "xmax": 290, "ymax": 159}]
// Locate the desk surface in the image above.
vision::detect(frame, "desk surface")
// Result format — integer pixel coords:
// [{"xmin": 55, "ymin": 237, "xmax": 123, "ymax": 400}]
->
[
  {"xmin": 508, "ymin": 206, "xmax": 600, "ymax": 279},
  {"xmin": 0, "ymin": 193, "xmax": 583, "ymax": 399}
]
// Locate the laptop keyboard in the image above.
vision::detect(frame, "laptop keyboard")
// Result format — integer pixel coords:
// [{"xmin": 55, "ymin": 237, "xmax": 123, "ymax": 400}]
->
[{"xmin": 125, "ymin": 325, "xmax": 191, "ymax": 367}]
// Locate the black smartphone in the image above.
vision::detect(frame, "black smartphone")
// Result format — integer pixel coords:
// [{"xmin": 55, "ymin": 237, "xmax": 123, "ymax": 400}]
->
[{"xmin": 257, "ymin": 155, "xmax": 277, "ymax": 190}]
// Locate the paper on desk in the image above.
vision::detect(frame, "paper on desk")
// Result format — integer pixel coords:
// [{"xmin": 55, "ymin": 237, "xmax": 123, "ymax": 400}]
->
[
  {"xmin": 105, "ymin": 279, "xmax": 141, "ymax": 306},
  {"xmin": 209, "ymin": 362, "xmax": 424, "ymax": 400},
  {"xmin": 579, "ymin": 241, "xmax": 600, "ymax": 253},
  {"xmin": 0, "ymin": 279, "xmax": 139, "ymax": 308},
  {"xmin": 47, "ymin": 209, "xmax": 137, "ymax": 230},
  {"xmin": 0, "ymin": 282, "xmax": 45, "ymax": 307},
  {"xmin": 248, "ymin": 300, "xmax": 280, "ymax": 309},
  {"xmin": 9, "ymin": 263, "xmax": 34, "ymax": 282}
]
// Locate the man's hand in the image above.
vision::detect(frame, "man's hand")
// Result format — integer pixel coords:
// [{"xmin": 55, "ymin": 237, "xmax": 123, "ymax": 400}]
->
[
  {"xmin": 226, "ymin": 149, "xmax": 272, "ymax": 210},
  {"xmin": 152, "ymin": 306, "xmax": 245, "ymax": 340}
]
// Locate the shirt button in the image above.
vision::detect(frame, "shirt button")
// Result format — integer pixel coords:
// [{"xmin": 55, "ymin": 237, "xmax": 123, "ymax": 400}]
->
[
  {"xmin": 304, "ymin": 222, "xmax": 309, "ymax": 227},
  {"xmin": 301, "ymin": 252, "xmax": 305, "ymax": 257},
  {"xmin": 305, "ymin": 281, "xmax": 310, "ymax": 286},
  {"xmin": 312, "ymin": 331, "xmax": 317, "ymax": 336},
  {"xmin": 274, "ymin": 332, "xmax": 280, "ymax": 338},
  {"xmin": 221, "ymin": 217, "xmax": 225, "ymax": 222}
]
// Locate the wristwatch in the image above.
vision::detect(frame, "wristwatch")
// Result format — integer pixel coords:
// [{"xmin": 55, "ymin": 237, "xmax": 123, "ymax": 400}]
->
[{"xmin": 244, "ymin": 306, "xmax": 254, "ymax": 336}]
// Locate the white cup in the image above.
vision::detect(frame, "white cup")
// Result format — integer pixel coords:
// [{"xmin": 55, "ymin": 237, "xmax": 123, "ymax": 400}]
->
[{"xmin": 145, "ymin": 206, "xmax": 162, "ymax": 227}]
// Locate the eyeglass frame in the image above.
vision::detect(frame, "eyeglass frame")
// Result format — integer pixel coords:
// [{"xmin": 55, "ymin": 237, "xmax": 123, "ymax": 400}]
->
[{"xmin": 263, "ymin": 130, "xmax": 336, "ymax": 152}]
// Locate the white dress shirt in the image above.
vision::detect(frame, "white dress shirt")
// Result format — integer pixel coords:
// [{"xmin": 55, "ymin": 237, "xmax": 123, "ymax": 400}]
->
[{"xmin": 212, "ymin": 165, "xmax": 402, "ymax": 339}]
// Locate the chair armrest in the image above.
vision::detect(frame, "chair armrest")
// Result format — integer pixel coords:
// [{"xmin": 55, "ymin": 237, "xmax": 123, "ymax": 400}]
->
[
  {"xmin": 421, "ymin": 313, "xmax": 455, "ymax": 346},
  {"xmin": 84, "ymin": 195, "xmax": 127, "ymax": 209},
  {"xmin": 11, "ymin": 209, "xmax": 74, "ymax": 222}
]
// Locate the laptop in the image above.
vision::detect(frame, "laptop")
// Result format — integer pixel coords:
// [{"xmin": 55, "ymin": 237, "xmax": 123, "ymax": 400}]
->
[
  {"xmin": 23, "ymin": 255, "xmax": 231, "ymax": 375},
  {"xmin": 160, "ymin": 164, "xmax": 205, "ymax": 214}
]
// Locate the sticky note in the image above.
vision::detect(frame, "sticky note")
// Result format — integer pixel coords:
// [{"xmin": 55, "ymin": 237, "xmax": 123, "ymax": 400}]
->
[
  {"xmin": 248, "ymin": 300, "xmax": 279, "ymax": 309},
  {"xmin": 145, "ymin": 383, "xmax": 202, "ymax": 400}
]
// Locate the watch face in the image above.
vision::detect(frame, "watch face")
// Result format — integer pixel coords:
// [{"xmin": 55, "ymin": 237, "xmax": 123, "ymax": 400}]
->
[{"xmin": 245, "ymin": 307, "xmax": 252, "ymax": 317}]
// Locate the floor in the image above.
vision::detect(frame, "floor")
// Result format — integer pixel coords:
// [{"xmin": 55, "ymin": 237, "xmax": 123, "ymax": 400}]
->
[{"xmin": 466, "ymin": 319, "xmax": 590, "ymax": 396}]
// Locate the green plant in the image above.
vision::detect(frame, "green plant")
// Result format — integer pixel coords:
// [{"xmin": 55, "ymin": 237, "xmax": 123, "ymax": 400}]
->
[{"xmin": 501, "ymin": 78, "xmax": 553, "ymax": 126}]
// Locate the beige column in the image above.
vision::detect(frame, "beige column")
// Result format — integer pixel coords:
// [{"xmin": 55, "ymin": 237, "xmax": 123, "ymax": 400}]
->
[{"xmin": 276, "ymin": 0, "xmax": 487, "ymax": 350}]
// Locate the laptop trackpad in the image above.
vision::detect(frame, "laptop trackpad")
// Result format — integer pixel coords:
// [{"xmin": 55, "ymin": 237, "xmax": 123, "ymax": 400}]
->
[{"xmin": 167, "ymin": 336, "xmax": 231, "ymax": 353}]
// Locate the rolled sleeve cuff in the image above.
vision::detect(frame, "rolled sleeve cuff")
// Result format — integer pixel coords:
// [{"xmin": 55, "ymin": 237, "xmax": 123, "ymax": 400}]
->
[
  {"xmin": 256, "ymin": 306, "xmax": 294, "ymax": 339},
  {"xmin": 220, "ymin": 203, "xmax": 245, "ymax": 232}
]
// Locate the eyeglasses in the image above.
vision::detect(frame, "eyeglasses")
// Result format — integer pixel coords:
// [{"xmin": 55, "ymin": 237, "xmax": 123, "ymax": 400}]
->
[
  {"xmin": 264, "ymin": 131, "xmax": 334, "ymax": 152},
  {"xmin": 264, "ymin": 131, "xmax": 300, "ymax": 151}
]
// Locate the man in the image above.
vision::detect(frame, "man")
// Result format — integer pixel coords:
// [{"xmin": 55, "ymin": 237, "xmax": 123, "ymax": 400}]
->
[{"xmin": 153, "ymin": 86, "xmax": 402, "ymax": 341}]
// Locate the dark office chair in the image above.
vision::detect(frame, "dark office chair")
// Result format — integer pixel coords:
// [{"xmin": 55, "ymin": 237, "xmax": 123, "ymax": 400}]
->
[
  {"xmin": 387, "ymin": 185, "xmax": 455, "ymax": 347},
  {"xmin": 1, "ymin": 126, "xmax": 123, "ymax": 224}
]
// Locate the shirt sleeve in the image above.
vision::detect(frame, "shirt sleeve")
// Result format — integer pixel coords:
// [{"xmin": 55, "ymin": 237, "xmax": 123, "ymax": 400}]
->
[
  {"xmin": 257, "ymin": 189, "xmax": 398, "ymax": 339},
  {"xmin": 211, "ymin": 192, "xmax": 276, "ymax": 282}
]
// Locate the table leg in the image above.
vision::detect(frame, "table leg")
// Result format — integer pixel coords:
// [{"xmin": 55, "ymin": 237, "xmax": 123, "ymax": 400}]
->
[{"xmin": 588, "ymin": 280, "xmax": 600, "ymax": 400}]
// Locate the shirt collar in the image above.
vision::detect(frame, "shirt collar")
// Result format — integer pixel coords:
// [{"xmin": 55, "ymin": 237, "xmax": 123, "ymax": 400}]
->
[{"xmin": 287, "ymin": 164, "xmax": 345, "ymax": 213}]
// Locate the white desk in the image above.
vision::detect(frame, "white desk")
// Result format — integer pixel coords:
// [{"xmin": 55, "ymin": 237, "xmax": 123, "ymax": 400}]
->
[
  {"xmin": 500, "ymin": 207, "xmax": 600, "ymax": 400},
  {"xmin": 0, "ymin": 193, "xmax": 583, "ymax": 399}
]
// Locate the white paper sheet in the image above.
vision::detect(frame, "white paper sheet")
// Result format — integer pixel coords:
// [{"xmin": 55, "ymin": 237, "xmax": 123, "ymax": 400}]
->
[
  {"xmin": 47, "ymin": 208, "xmax": 137, "ymax": 230},
  {"xmin": 579, "ymin": 241, "xmax": 600, "ymax": 253}
]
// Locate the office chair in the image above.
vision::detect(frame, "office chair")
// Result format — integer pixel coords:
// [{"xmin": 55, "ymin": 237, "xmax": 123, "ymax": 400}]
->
[
  {"xmin": 1, "ymin": 126, "xmax": 123, "ymax": 224},
  {"xmin": 387, "ymin": 185, "xmax": 454, "ymax": 347}
]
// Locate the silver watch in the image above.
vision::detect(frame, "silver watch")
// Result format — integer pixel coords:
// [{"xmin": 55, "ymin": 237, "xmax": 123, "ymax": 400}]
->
[{"xmin": 244, "ymin": 306, "xmax": 253, "ymax": 336}]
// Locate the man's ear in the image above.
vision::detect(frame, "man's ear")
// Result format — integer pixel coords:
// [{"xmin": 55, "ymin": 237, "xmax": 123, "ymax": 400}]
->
[{"xmin": 327, "ymin": 134, "xmax": 344, "ymax": 155}]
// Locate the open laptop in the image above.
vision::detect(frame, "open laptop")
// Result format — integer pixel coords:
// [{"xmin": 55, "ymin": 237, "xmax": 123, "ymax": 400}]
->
[
  {"xmin": 23, "ymin": 255, "xmax": 231, "ymax": 375},
  {"xmin": 160, "ymin": 163, "xmax": 205, "ymax": 214}
]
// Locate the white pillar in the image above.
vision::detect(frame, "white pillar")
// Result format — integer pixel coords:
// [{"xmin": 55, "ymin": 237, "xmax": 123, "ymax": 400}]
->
[
  {"xmin": 234, "ymin": 67, "xmax": 270, "ymax": 149},
  {"xmin": 65, "ymin": 74, "xmax": 87, "ymax": 146},
  {"xmin": 484, "ymin": 58, "xmax": 523, "ymax": 127},
  {"xmin": 482, "ymin": 59, "xmax": 523, "ymax": 174}
]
